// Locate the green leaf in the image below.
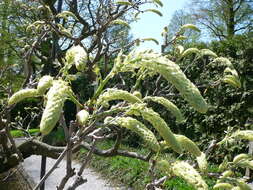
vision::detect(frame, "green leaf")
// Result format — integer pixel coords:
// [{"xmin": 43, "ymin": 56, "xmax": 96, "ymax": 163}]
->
[
  {"xmin": 247, "ymin": 107, "xmax": 253, "ymax": 113},
  {"xmin": 60, "ymin": 29, "xmax": 72, "ymax": 38},
  {"xmin": 180, "ymin": 24, "xmax": 201, "ymax": 32},
  {"xmin": 223, "ymin": 75, "xmax": 241, "ymax": 88},
  {"xmin": 224, "ymin": 67, "xmax": 238, "ymax": 77},
  {"xmin": 134, "ymin": 12, "xmax": 141, "ymax": 19},
  {"xmin": 175, "ymin": 45, "xmax": 184, "ymax": 54},
  {"xmin": 218, "ymin": 156, "xmax": 229, "ymax": 172},
  {"xmin": 231, "ymin": 130, "xmax": 253, "ymax": 141},
  {"xmin": 110, "ymin": 19, "xmax": 130, "ymax": 28},
  {"xmin": 57, "ymin": 24, "xmax": 72, "ymax": 37},
  {"xmin": 175, "ymin": 35, "xmax": 187, "ymax": 41},
  {"xmin": 145, "ymin": 9, "xmax": 163, "ymax": 16},
  {"xmin": 152, "ymin": 0, "xmax": 163, "ymax": 7},
  {"xmin": 200, "ymin": 49, "xmax": 217, "ymax": 57},
  {"xmin": 115, "ymin": 0, "xmax": 132, "ymax": 6},
  {"xmin": 236, "ymin": 180, "xmax": 252, "ymax": 190},
  {"xmin": 181, "ymin": 48, "xmax": 200, "ymax": 58},
  {"xmin": 233, "ymin": 154, "xmax": 251, "ymax": 164},
  {"xmin": 56, "ymin": 11, "xmax": 78, "ymax": 20},
  {"xmin": 142, "ymin": 38, "xmax": 159, "ymax": 45}
]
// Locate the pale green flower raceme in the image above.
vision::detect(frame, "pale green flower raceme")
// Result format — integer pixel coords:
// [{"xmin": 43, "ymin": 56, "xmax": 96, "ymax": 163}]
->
[
  {"xmin": 175, "ymin": 134, "xmax": 202, "ymax": 157},
  {"xmin": 40, "ymin": 80, "xmax": 71, "ymax": 135},
  {"xmin": 231, "ymin": 130, "xmax": 253, "ymax": 141},
  {"xmin": 37, "ymin": 75, "xmax": 53, "ymax": 94},
  {"xmin": 172, "ymin": 161, "xmax": 208, "ymax": 190},
  {"xmin": 119, "ymin": 50, "xmax": 208, "ymax": 113},
  {"xmin": 159, "ymin": 134, "xmax": 202, "ymax": 157},
  {"xmin": 156, "ymin": 160, "xmax": 208, "ymax": 190},
  {"xmin": 65, "ymin": 45, "xmax": 87, "ymax": 71},
  {"xmin": 126, "ymin": 104, "xmax": 182, "ymax": 154},
  {"xmin": 181, "ymin": 48, "xmax": 200, "ymax": 58},
  {"xmin": 196, "ymin": 152, "xmax": 208, "ymax": 173},
  {"xmin": 144, "ymin": 96, "xmax": 185, "ymax": 123},
  {"xmin": 97, "ymin": 88, "xmax": 143, "ymax": 107},
  {"xmin": 8, "ymin": 89, "xmax": 39, "ymax": 106},
  {"xmin": 233, "ymin": 154, "xmax": 251, "ymax": 164},
  {"xmin": 105, "ymin": 116, "xmax": 160, "ymax": 152},
  {"xmin": 139, "ymin": 56, "xmax": 208, "ymax": 113},
  {"xmin": 213, "ymin": 183, "xmax": 234, "ymax": 189}
]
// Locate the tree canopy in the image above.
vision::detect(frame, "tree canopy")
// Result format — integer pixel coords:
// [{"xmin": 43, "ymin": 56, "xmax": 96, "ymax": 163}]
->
[{"xmin": 189, "ymin": 0, "xmax": 253, "ymax": 40}]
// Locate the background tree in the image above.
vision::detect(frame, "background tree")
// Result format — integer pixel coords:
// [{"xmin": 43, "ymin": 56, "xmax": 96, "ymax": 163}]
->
[
  {"xmin": 0, "ymin": 0, "xmax": 38, "ymax": 92},
  {"xmin": 161, "ymin": 7, "xmax": 253, "ymax": 168},
  {"xmin": 188, "ymin": 0, "xmax": 253, "ymax": 40},
  {"xmin": 167, "ymin": 9, "xmax": 201, "ymax": 45}
]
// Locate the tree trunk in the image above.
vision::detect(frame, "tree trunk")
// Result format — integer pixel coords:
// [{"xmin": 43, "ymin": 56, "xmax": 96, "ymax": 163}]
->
[
  {"xmin": 0, "ymin": 166, "xmax": 33, "ymax": 190},
  {"xmin": 227, "ymin": 0, "xmax": 235, "ymax": 38}
]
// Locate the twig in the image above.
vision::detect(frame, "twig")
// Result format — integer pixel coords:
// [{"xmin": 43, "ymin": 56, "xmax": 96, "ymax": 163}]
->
[
  {"xmin": 67, "ymin": 139, "xmax": 96, "ymax": 190},
  {"xmin": 57, "ymin": 118, "xmax": 75, "ymax": 190},
  {"xmin": 2, "ymin": 168, "xmax": 18, "ymax": 181},
  {"xmin": 146, "ymin": 176, "xmax": 168, "ymax": 190},
  {"xmin": 67, "ymin": 177, "xmax": 87, "ymax": 190},
  {"xmin": 76, "ymin": 141, "xmax": 152, "ymax": 161},
  {"xmin": 77, "ymin": 139, "xmax": 95, "ymax": 176},
  {"xmin": 22, "ymin": 31, "xmax": 49, "ymax": 87},
  {"xmin": 5, "ymin": 107, "xmax": 23, "ymax": 161},
  {"xmin": 33, "ymin": 148, "xmax": 68, "ymax": 190},
  {"xmin": 205, "ymin": 139, "xmax": 217, "ymax": 156}
]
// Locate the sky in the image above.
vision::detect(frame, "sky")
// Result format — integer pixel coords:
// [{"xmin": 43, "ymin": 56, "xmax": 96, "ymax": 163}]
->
[{"xmin": 130, "ymin": 0, "xmax": 187, "ymax": 52}]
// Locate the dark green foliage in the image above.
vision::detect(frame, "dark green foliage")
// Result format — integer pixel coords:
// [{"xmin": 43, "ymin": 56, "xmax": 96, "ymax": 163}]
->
[
  {"xmin": 163, "ymin": 34, "xmax": 253, "ymax": 162},
  {"xmin": 43, "ymin": 127, "xmax": 66, "ymax": 146},
  {"xmin": 210, "ymin": 34, "xmax": 253, "ymax": 59},
  {"xmin": 63, "ymin": 100, "xmax": 77, "ymax": 125},
  {"xmin": 9, "ymin": 98, "xmax": 42, "ymax": 130}
]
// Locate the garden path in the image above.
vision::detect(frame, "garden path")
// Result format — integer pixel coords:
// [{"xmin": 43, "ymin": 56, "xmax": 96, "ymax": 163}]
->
[
  {"xmin": 22, "ymin": 155, "xmax": 118, "ymax": 190},
  {"xmin": 16, "ymin": 138, "xmax": 126, "ymax": 190}
]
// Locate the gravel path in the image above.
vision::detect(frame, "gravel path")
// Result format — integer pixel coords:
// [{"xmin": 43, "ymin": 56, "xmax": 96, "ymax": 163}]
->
[
  {"xmin": 22, "ymin": 155, "xmax": 118, "ymax": 190},
  {"xmin": 16, "ymin": 138, "xmax": 125, "ymax": 190}
]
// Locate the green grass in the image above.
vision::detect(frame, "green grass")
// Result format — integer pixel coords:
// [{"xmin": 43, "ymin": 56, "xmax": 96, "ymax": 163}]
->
[
  {"xmin": 10, "ymin": 128, "xmax": 40, "ymax": 137},
  {"xmin": 76, "ymin": 141, "xmax": 218, "ymax": 190},
  {"xmin": 78, "ymin": 141, "xmax": 151, "ymax": 189}
]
